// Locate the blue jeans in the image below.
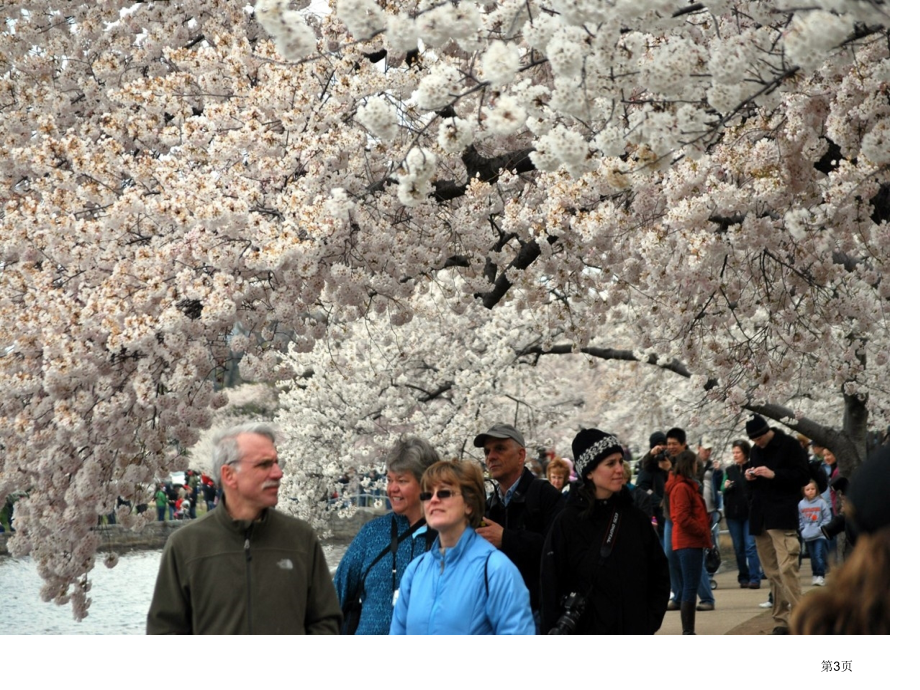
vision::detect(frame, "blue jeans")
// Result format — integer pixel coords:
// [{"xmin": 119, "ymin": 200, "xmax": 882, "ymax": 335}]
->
[
  {"xmin": 695, "ymin": 511, "xmax": 720, "ymax": 604},
  {"xmin": 666, "ymin": 520, "xmax": 714, "ymax": 604},
  {"xmin": 726, "ymin": 517, "xmax": 762, "ymax": 584},
  {"xmin": 698, "ymin": 558, "xmax": 714, "ymax": 604},
  {"xmin": 674, "ymin": 548, "xmax": 704, "ymax": 606},
  {"xmin": 805, "ymin": 538, "xmax": 829, "ymax": 576}
]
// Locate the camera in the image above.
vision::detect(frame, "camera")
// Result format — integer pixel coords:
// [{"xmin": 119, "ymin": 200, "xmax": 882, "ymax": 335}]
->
[{"xmin": 547, "ymin": 592, "xmax": 587, "ymax": 635}]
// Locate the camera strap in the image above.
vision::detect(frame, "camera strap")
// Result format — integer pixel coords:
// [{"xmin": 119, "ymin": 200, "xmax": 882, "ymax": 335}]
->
[
  {"xmin": 583, "ymin": 506, "xmax": 622, "ymax": 602},
  {"xmin": 599, "ymin": 507, "xmax": 622, "ymax": 560},
  {"xmin": 548, "ymin": 503, "xmax": 624, "ymax": 634}
]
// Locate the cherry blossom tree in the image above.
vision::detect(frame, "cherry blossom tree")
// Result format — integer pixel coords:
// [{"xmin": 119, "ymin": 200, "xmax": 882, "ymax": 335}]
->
[
  {"xmin": 0, "ymin": 0, "xmax": 888, "ymax": 617},
  {"xmin": 275, "ymin": 294, "xmax": 512, "ymax": 522},
  {"xmin": 274, "ymin": 285, "xmax": 574, "ymax": 512},
  {"xmin": 275, "ymin": 279, "xmax": 882, "ymax": 505}
]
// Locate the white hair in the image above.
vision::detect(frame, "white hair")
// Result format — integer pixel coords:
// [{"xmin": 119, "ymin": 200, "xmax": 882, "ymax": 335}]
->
[{"xmin": 211, "ymin": 422, "xmax": 281, "ymax": 488}]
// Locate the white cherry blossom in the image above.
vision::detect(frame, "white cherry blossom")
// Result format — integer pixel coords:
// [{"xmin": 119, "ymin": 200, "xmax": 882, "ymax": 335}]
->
[{"xmin": 0, "ymin": 0, "xmax": 889, "ymax": 620}]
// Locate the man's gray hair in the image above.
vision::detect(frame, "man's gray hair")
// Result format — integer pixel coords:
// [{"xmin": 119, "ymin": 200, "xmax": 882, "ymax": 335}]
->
[
  {"xmin": 212, "ymin": 422, "xmax": 281, "ymax": 488},
  {"xmin": 385, "ymin": 436, "xmax": 440, "ymax": 483}
]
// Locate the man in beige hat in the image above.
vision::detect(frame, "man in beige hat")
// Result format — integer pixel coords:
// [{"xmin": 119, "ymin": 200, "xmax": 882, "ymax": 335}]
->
[{"xmin": 474, "ymin": 423, "xmax": 562, "ymax": 623}]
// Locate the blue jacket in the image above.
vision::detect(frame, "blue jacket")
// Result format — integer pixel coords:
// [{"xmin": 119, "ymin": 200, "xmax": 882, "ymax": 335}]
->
[
  {"xmin": 389, "ymin": 526, "xmax": 535, "ymax": 635},
  {"xmin": 334, "ymin": 513, "xmax": 432, "ymax": 635}
]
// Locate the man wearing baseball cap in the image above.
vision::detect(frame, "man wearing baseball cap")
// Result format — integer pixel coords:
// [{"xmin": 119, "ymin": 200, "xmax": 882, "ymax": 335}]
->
[
  {"xmin": 474, "ymin": 423, "xmax": 563, "ymax": 621},
  {"xmin": 744, "ymin": 414, "xmax": 810, "ymax": 634}
]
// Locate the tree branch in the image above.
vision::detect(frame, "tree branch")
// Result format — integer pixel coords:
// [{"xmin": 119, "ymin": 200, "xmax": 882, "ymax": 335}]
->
[
  {"xmin": 477, "ymin": 236, "xmax": 551, "ymax": 309},
  {"xmin": 461, "ymin": 145, "xmax": 536, "ymax": 183},
  {"xmin": 399, "ymin": 381, "xmax": 454, "ymax": 403},
  {"xmin": 522, "ymin": 342, "xmax": 868, "ymax": 473},
  {"xmin": 519, "ymin": 342, "xmax": 719, "ymax": 389}
]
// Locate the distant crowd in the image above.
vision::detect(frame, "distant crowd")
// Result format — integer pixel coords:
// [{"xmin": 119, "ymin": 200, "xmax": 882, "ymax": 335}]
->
[{"xmin": 152, "ymin": 472, "xmax": 218, "ymax": 522}]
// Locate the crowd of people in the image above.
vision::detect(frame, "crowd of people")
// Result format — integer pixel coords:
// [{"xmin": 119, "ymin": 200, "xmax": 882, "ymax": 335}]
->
[
  {"xmin": 152, "ymin": 472, "xmax": 218, "ymax": 522},
  {"xmin": 145, "ymin": 417, "xmax": 888, "ymax": 635}
]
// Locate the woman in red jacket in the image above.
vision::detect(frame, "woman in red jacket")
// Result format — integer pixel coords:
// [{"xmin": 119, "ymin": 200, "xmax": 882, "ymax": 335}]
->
[{"xmin": 665, "ymin": 450, "xmax": 712, "ymax": 634}]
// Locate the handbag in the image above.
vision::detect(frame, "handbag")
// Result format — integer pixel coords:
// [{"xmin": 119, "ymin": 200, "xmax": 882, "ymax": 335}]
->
[{"xmin": 705, "ymin": 543, "xmax": 722, "ymax": 574}]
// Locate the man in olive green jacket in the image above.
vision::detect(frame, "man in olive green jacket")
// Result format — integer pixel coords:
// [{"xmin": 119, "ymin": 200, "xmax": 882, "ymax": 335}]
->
[{"xmin": 146, "ymin": 423, "xmax": 341, "ymax": 634}]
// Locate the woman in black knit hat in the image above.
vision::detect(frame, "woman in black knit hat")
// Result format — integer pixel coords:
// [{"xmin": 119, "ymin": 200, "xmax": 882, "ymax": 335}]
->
[{"xmin": 540, "ymin": 428, "xmax": 671, "ymax": 634}]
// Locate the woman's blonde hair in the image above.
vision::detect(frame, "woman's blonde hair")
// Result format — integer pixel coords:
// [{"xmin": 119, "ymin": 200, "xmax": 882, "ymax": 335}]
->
[
  {"xmin": 421, "ymin": 460, "xmax": 486, "ymax": 528},
  {"xmin": 790, "ymin": 527, "xmax": 889, "ymax": 634}
]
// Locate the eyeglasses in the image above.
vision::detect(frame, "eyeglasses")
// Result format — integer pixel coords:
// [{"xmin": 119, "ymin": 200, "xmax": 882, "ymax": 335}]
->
[
  {"xmin": 419, "ymin": 489, "xmax": 458, "ymax": 502},
  {"xmin": 228, "ymin": 458, "xmax": 285, "ymax": 471}
]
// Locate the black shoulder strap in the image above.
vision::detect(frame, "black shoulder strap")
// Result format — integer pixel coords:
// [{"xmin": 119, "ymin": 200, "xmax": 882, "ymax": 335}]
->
[
  {"xmin": 359, "ymin": 516, "xmax": 426, "ymax": 589},
  {"xmin": 599, "ymin": 507, "xmax": 622, "ymax": 560},
  {"xmin": 390, "ymin": 517, "xmax": 427, "ymax": 591},
  {"xmin": 359, "ymin": 517, "xmax": 396, "ymax": 581},
  {"xmin": 583, "ymin": 506, "xmax": 623, "ymax": 601}
]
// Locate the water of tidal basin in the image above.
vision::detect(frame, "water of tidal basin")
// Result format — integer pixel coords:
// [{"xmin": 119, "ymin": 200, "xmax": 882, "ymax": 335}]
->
[{"xmin": 0, "ymin": 542, "xmax": 349, "ymax": 634}]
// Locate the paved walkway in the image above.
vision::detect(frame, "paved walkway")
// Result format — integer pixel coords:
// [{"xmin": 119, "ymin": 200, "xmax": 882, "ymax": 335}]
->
[{"xmin": 656, "ymin": 568, "xmax": 823, "ymax": 635}]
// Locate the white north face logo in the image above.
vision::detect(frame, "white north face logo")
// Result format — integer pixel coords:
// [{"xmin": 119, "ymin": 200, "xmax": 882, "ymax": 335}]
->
[{"xmin": 277, "ymin": 559, "xmax": 294, "ymax": 570}]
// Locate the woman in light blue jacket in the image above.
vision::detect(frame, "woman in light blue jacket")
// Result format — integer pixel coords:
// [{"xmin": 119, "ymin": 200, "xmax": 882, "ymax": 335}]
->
[{"xmin": 389, "ymin": 460, "xmax": 535, "ymax": 635}]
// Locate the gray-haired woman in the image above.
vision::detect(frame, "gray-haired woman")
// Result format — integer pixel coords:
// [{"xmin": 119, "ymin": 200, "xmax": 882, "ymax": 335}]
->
[{"xmin": 333, "ymin": 436, "xmax": 439, "ymax": 634}]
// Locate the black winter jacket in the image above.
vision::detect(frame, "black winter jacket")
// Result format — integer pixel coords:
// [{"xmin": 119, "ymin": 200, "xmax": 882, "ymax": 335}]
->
[
  {"xmin": 748, "ymin": 428, "xmax": 810, "ymax": 534},
  {"xmin": 485, "ymin": 468, "xmax": 562, "ymax": 611},
  {"xmin": 723, "ymin": 463, "xmax": 751, "ymax": 521},
  {"xmin": 636, "ymin": 452, "xmax": 670, "ymax": 537},
  {"xmin": 541, "ymin": 486, "xmax": 670, "ymax": 634}
]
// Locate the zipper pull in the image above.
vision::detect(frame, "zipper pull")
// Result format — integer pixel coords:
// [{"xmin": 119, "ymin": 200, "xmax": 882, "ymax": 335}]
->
[{"xmin": 244, "ymin": 537, "xmax": 252, "ymax": 562}]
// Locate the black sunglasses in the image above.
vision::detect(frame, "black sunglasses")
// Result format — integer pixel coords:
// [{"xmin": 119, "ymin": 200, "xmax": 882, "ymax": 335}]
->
[{"xmin": 419, "ymin": 489, "xmax": 458, "ymax": 502}]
